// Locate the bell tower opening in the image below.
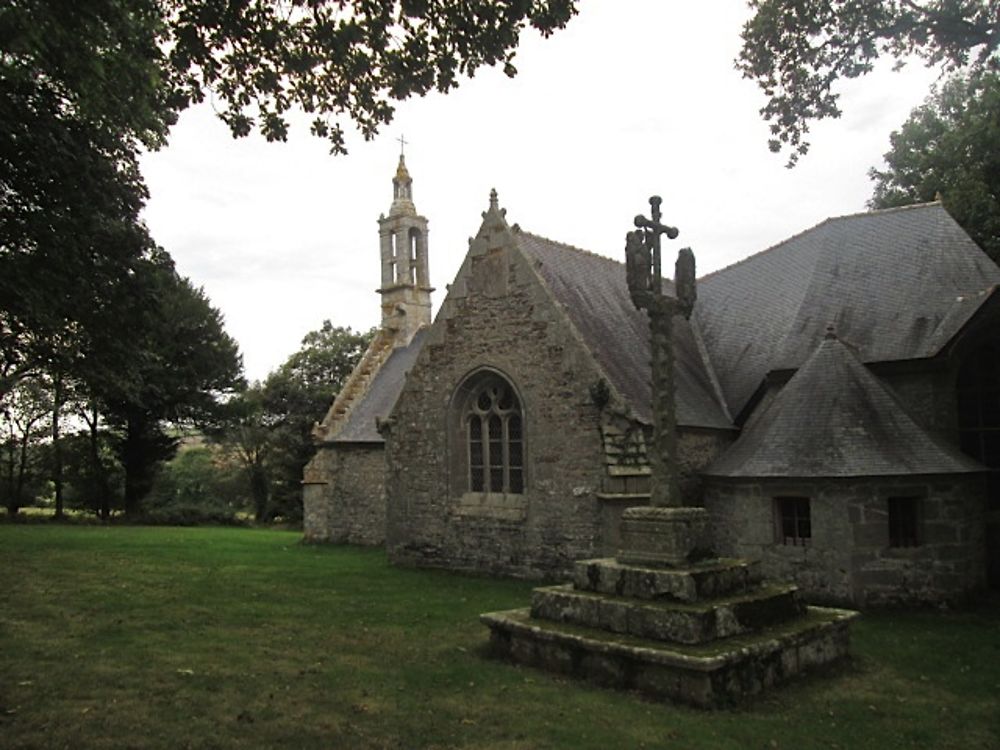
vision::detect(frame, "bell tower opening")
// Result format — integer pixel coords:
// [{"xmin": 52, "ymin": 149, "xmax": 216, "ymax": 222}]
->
[{"xmin": 377, "ymin": 150, "xmax": 433, "ymax": 346}]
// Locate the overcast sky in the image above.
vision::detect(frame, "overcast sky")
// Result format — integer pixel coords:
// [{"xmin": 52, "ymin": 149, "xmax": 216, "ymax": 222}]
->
[{"xmin": 139, "ymin": 2, "xmax": 940, "ymax": 382}]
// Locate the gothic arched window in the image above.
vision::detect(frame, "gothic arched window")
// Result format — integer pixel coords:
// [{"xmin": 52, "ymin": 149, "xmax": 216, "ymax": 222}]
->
[{"xmin": 462, "ymin": 375, "xmax": 524, "ymax": 494}]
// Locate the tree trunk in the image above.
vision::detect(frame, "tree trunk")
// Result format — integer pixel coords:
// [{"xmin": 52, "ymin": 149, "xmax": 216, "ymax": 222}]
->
[
  {"xmin": 87, "ymin": 405, "xmax": 111, "ymax": 521},
  {"xmin": 52, "ymin": 373, "xmax": 64, "ymax": 519},
  {"xmin": 123, "ymin": 414, "xmax": 141, "ymax": 517},
  {"xmin": 12, "ymin": 431, "xmax": 30, "ymax": 517},
  {"xmin": 250, "ymin": 462, "xmax": 269, "ymax": 523},
  {"xmin": 3, "ymin": 432, "xmax": 16, "ymax": 517}
]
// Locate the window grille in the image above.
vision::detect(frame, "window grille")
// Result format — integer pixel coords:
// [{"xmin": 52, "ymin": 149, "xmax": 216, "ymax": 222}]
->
[{"xmin": 775, "ymin": 496, "xmax": 811, "ymax": 546}]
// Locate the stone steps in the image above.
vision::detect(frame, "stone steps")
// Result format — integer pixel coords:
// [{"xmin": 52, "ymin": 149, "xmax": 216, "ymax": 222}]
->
[
  {"xmin": 531, "ymin": 582, "xmax": 803, "ymax": 645},
  {"xmin": 572, "ymin": 557, "xmax": 763, "ymax": 602},
  {"xmin": 482, "ymin": 554, "xmax": 858, "ymax": 707},
  {"xmin": 480, "ymin": 605, "xmax": 857, "ymax": 708}
]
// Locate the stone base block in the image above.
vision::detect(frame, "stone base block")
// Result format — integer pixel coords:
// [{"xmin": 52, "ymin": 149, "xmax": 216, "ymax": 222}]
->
[
  {"xmin": 481, "ymin": 606, "xmax": 857, "ymax": 708},
  {"xmin": 574, "ymin": 557, "xmax": 763, "ymax": 603},
  {"xmin": 617, "ymin": 506, "xmax": 713, "ymax": 567},
  {"xmin": 530, "ymin": 583, "xmax": 804, "ymax": 645}
]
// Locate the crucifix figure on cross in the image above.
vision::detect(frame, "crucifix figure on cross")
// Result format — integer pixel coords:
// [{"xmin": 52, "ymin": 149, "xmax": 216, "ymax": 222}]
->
[
  {"xmin": 633, "ymin": 196, "xmax": 678, "ymax": 296},
  {"xmin": 625, "ymin": 196, "xmax": 694, "ymax": 316}
]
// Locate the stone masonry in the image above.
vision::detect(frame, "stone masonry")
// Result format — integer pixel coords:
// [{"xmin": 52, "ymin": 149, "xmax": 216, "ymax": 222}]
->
[
  {"xmin": 384, "ymin": 194, "xmax": 731, "ymax": 579},
  {"xmin": 303, "ymin": 444, "xmax": 386, "ymax": 545},
  {"xmin": 384, "ymin": 198, "xmax": 611, "ymax": 578},
  {"xmin": 704, "ymin": 475, "xmax": 986, "ymax": 606}
]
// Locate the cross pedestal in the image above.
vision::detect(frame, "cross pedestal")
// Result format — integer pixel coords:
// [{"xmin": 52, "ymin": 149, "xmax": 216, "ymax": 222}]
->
[{"xmin": 617, "ymin": 506, "xmax": 712, "ymax": 567}]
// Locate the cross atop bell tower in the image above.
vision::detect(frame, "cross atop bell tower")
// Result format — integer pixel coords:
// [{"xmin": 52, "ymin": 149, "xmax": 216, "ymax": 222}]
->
[{"xmin": 378, "ymin": 150, "xmax": 432, "ymax": 346}]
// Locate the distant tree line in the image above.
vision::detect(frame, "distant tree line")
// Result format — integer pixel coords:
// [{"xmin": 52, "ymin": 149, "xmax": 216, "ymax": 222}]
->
[{"xmin": 1, "ymin": 318, "xmax": 370, "ymax": 525}]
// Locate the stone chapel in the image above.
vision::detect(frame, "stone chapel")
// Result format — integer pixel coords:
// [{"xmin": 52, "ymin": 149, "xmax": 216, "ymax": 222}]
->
[{"xmin": 304, "ymin": 156, "xmax": 998, "ymax": 608}]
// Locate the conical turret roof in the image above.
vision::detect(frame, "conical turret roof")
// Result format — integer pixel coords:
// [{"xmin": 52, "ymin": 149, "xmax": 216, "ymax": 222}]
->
[{"xmin": 705, "ymin": 330, "xmax": 983, "ymax": 477}]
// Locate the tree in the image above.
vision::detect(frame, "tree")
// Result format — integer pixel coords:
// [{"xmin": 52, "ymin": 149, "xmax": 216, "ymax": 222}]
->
[
  {"xmin": 218, "ymin": 384, "xmax": 274, "ymax": 523},
  {"xmin": 96, "ymin": 253, "xmax": 244, "ymax": 515},
  {"xmin": 869, "ymin": 71, "xmax": 1000, "ymax": 261},
  {"xmin": 1, "ymin": 376, "xmax": 51, "ymax": 516},
  {"xmin": 0, "ymin": 74, "xmax": 160, "ymax": 399},
  {"xmin": 144, "ymin": 442, "xmax": 244, "ymax": 525},
  {"xmin": 2, "ymin": 1, "xmax": 575, "ymax": 402},
  {"xmin": 3, "ymin": 0, "xmax": 577, "ymax": 154},
  {"xmin": 57, "ymin": 424, "xmax": 124, "ymax": 520},
  {"xmin": 163, "ymin": 0, "xmax": 577, "ymax": 152},
  {"xmin": 738, "ymin": 0, "xmax": 999, "ymax": 164},
  {"xmin": 0, "ymin": 1, "xmax": 174, "ymax": 397},
  {"xmin": 218, "ymin": 322, "xmax": 372, "ymax": 522},
  {"xmin": 262, "ymin": 321, "xmax": 372, "ymax": 521}
]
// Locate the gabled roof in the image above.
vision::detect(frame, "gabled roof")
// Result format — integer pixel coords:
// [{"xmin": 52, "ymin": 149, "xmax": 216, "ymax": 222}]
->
[
  {"xmin": 696, "ymin": 203, "xmax": 1000, "ymax": 420},
  {"xmin": 705, "ymin": 332, "xmax": 983, "ymax": 478},
  {"xmin": 331, "ymin": 328, "xmax": 427, "ymax": 443},
  {"xmin": 515, "ymin": 231, "xmax": 733, "ymax": 430}
]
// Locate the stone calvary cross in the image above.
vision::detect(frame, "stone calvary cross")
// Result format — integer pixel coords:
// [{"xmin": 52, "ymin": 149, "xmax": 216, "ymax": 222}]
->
[
  {"xmin": 479, "ymin": 199, "xmax": 856, "ymax": 703},
  {"xmin": 620, "ymin": 196, "xmax": 710, "ymax": 566},
  {"xmin": 625, "ymin": 196, "xmax": 696, "ymax": 508}
]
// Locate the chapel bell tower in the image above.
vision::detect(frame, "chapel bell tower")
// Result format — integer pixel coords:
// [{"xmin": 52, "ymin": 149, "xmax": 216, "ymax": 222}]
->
[{"xmin": 378, "ymin": 153, "xmax": 432, "ymax": 346}]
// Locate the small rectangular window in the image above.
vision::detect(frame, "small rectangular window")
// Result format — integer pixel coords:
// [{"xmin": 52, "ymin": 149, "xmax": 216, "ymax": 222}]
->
[
  {"xmin": 775, "ymin": 496, "xmax": 811, "ymax": 546},
  {"xmin": 888, "ymin": 496, "xmax": 920, "ymax": 548}
]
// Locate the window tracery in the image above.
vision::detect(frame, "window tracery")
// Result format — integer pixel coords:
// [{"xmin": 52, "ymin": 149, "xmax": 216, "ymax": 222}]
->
[{"xmin": 464, "ymin": 377, "xmax": 524, "ymax": 494}]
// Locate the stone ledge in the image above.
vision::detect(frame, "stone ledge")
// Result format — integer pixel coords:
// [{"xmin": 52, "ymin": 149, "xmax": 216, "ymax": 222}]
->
[
  {"xmin": 481, "ymin": 606, "xmax": 857, "ymax": 708},
  {"xmin": 530, "ymin": 582, "xmax": 803, "ymax": 645},
  {"xmin": 573, "ymin": 558, "xmax": 763, "ymax": 603},
  {"xmin": 453, "ymin": 492, "xmax": 527, "ymax": 521}
]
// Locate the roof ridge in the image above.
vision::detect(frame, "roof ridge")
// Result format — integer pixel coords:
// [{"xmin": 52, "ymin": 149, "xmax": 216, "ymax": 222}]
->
[
  {"xmin": 848, "ymin": 199, "xmax": 942, "ymax": 220},
  {"xmin": 517, "ymin": 229, "xmax": 625, "ymax": 268},
  {"xmin": 699, "ymin": 201, "xmax": 944, "ymax": 283}
]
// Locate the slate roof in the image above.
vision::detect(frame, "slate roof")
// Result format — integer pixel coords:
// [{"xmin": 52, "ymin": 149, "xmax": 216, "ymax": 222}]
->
[
  {"xmin": 705, "ymin": 332, "xmax": 984, "ymax": 478},
  {"xmin": 515, "ymin": 230, "xmax": 733, "ymax": 430},
  {"xmin": 696, "ymin": 203, "xmax": 1000, "ymax": 421},
  {"xmin": 331, "ymin": 328, "xmax": 428, "ymax": 443}
]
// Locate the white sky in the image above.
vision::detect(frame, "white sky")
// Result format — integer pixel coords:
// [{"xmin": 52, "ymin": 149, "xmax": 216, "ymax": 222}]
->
[{"xmin": 140, "ymin": 1, "xmax": 940, "ymax": 383}]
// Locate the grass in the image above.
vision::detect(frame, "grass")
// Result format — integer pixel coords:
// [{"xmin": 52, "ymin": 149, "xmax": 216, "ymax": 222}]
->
[{"xmin": 0, "ymin": 526, "xmax": 997, "ymax": 749}]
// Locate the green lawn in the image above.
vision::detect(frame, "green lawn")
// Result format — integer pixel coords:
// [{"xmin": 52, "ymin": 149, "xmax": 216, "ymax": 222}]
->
[{"xmin": 0, "ymin": 526, "xmax": 997, "ymax": 749}]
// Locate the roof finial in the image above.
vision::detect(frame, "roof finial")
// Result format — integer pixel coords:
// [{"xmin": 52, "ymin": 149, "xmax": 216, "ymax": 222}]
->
[
  {"xmin": 489, "ymin": 188, "xmax": 499, "ymax": 211},
  {"xmin": 397, "ymin": 133, "xmax": 407, "ymax": 157},
  {"xmin": 824, "ymin": 323, "xmax": 837, "ymax": 340}
]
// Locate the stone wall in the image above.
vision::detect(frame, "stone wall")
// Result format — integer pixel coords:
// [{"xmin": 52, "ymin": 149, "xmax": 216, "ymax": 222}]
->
[
  {"xmin": 383, "ymin": 213, "xmax": 738, "ymax": 580},
  {"xmin": 302, "ymin": 443, "xmax": 386, "ymax": 545},
  {"xmin": 704, "ymin": 475, "xmax": 986, "ymax": 607},
  {"xmin": 384, "ymin": 232, "xmax": 609, "ymax": 580},
  {"xmin": 677, "ymin": 428, "xmax": 736, "ymax": 503}
]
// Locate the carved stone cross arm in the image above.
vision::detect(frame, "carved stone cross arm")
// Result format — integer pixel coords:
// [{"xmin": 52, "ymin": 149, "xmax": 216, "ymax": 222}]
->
[{"xmin": 674, "ymin": 247, "xmax": 696, "ymax": 319}]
